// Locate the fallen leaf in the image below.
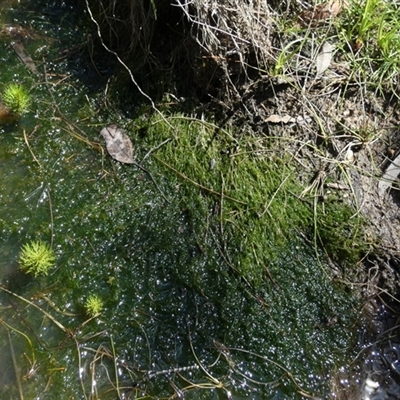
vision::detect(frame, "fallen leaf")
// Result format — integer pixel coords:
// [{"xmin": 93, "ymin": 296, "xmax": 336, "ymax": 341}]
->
[
  {"xmin": 100, "ymin": 125, "xmax": 135, "ymax": 164},
  {"xmin": 316, "ymin": 41, "xmax": 333, "ymax": 75},
  {"xmin": 299, "ymin": 0, "xmax": 348, "ymax": 27},
  {"xmin": 265, "ymin": 114, "xmax": 295, "ymax": 124}
]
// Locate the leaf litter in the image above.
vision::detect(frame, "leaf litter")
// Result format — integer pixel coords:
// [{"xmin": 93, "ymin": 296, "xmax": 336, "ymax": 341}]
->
[
  {"xmin": 100, "ymin": 124, "xmax": 171, "ymax": 203},
  {"xmin": 100, "ymin": 124, "xmax": 135, "ymax": 164}
]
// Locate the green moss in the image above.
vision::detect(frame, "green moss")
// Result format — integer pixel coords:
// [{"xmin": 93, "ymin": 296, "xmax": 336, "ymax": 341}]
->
[
  {"xmin": 131, "ymin": 114, "xmax": 366, "ymax": 287},
  {"xmin": 19, "ymin": 240, "xmax": 55, "ymax": 276},
  {"xmin": 84, "ymin": 294, "xmax": 104, "ymax": 317},
  {"xmin": 317, "ymin": 200, "xmax": 369, "ymax": 266},
  {"xmin": 2, "ymin": 83, "xmax": 30, "ymax": 115}
]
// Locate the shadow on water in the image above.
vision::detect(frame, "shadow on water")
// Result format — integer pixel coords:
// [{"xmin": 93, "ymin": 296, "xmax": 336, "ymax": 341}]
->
[{"xmin": 2, "ymin": 1, "xmax": 398, "ymax": 399}]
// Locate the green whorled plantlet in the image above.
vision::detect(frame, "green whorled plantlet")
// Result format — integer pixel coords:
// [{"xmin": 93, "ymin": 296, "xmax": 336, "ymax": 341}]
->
[
  {"xmin": 19, "ymin": 240, "xmax": 55, "ymax": 277},
  {"xmin": 3, "ymin": 83, "xmax": 30, "ymax": 115},
  {"xmin": 85, "ymin": 294, "xmax": 104, "ymax": 317}
]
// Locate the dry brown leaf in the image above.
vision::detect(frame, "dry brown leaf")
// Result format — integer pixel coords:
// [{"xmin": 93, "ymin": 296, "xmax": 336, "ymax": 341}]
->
[
  {"xmin": 299, "ymin": 0, "xmax": 348, "ymax": 27},
  {"xmin": 100, "ymin": 125, "xmax": 135, "ymax": 164}
]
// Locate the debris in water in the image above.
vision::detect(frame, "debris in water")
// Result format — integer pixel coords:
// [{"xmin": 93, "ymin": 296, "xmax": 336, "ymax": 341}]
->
[
  {"xmin": 11, "ymin": 41, "xmax": 39, "ymax": 75},
  {"xmin": 100, "ymin": 124, "xmax": 135, "ymax": 164}
]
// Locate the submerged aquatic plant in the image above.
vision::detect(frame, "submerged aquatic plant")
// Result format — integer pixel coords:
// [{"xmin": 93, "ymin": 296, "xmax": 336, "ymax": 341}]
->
[
  {"xmin": 19, "ymin": 240, "xmax": 55, "ymax": 276},
  {"xmin": 85, "ymin": 294, "xmax": 104, "ymax": 317},
  {"xmin": 2, "ymin": 83, "xmax": 30, "ymax": 115}
]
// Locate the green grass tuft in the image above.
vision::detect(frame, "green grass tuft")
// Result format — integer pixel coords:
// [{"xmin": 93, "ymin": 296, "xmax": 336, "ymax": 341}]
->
[{"xmin": 339, "ymin": 0, "xmax": 400, "ymax": 94}]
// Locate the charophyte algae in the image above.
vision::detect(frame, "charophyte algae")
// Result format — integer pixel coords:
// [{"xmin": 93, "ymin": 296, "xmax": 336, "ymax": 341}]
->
[{"xmin": 0, "ymin": 0, "xmax": 364, "ymax": 399}]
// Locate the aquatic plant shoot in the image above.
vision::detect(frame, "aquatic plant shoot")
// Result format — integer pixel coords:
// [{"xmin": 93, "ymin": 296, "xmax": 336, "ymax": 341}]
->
[
  {"xmin": 85, "ymin": 294, "xmax": 104, "ymax": 317},
  {"xmin": 19, "ymin": 240, "xmax": 55, "ymax": 276},
  {"xmin": 2, "ymin": 83, "xmax": 30, "ymax": 115}
]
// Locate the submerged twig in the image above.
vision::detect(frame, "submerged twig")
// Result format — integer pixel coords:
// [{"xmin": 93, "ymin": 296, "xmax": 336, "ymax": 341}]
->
[
  {"xmin": 0, "ymin": 285, "xmax": 68, "ymax": 333},
  {"xmin": 216, "ymin": 343, "xmax": 315, "ymax": 398},
  {"xmin": 187, "ymin": 328, "xmax": 223, "ymax": 387},
  {"xmin": 110, "ymin": 336, "xmax": 122, "ymax": 400},
  {"xmin": 74, "ymin": 337, "xmax": 89, "ymax": 400},
  {"xmin": 23, "ymin": 127, "xmax": 42, "ymax": 168},
  {"xmin": 133, "ymin": 160, "xmax": 171, "ymax": 204},
  {"xmin": 46, "ymin": 185, "xmax": 55, "ymax": 247},
  {"xmin": 6, "ymin": 326, "xmax": 25, "ymax": 400},
  {"xmin": 11, "ymin": 40, "xmax": 39, "ymax": 75}
]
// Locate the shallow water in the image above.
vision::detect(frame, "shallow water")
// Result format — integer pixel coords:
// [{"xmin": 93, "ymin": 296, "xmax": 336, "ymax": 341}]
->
[{"xmin": 0, "ymin": 1, "xmax": 384, "ymax": 399}]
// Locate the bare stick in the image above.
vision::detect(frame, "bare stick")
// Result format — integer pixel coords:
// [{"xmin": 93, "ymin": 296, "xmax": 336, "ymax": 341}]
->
[
  {"xmin": 6, "ymin": 326, "xmax": 25, "ymax": 400},
  {"xmin": 23, "ymin": 127, "xmax": 42, "ymax": 168},
  {"xmin": 141, "ymin": 138, "xmax": 172, "ymax": 163},
  {"xmin": 0, "ymin": 285, "xmax": 68, "ymax": 333}
]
